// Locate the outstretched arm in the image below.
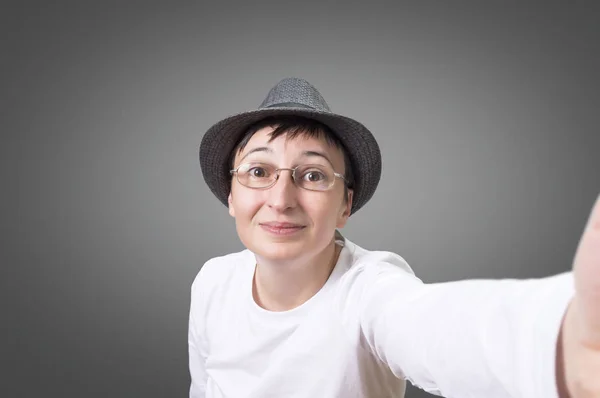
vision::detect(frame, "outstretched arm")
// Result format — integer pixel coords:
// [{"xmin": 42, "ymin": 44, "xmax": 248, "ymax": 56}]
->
[
  {"xmin": 359, "ymin": 195, "xmax": 600, "ymax": 397},
  {"xmin": 360, "ymin": 266, "xmax": 573, "ymax": 397},
  {"xmin": 557, "ymin": 194, "xmax": 600, "ymax": 397}
]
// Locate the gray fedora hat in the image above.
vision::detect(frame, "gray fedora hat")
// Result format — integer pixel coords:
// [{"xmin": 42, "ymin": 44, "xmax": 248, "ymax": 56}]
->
[{"xmin": 199, "ymin": 77, "xmax": 382, "ymax": 215}]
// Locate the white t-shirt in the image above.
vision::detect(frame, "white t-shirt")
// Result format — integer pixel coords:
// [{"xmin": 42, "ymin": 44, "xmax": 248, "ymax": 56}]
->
[{"xmin": 188, "ymin": 232, "xmax": 574, "ymax": 398}]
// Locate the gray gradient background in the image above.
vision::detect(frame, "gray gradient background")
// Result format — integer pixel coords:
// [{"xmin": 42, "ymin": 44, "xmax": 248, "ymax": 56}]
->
[{"xmin": 3, "ymin": 2, "xmax": 600, "ymax": 397}]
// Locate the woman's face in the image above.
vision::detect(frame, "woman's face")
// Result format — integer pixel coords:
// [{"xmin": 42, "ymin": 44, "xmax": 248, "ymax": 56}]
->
[{"xmin": 228, "ymin": 126, "xmax": 353, "ymax": 263}]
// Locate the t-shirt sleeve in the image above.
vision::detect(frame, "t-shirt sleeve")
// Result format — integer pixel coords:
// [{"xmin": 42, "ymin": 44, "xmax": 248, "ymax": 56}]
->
[
  {"xmin": 358, "ymin": 260, "xmax": 575, "ymax": 397},
  {"xmin": 188, "ymin": 268, "xmax": 209, "ymax": 398}
]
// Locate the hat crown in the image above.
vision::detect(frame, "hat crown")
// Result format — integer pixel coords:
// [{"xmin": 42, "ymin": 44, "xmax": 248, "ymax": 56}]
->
[{"xmin": 259, "ymin": 77, "xmax": 331, "ymax": 112}]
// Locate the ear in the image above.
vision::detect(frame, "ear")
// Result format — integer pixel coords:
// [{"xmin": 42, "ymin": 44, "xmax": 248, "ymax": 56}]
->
[
  {"xmin": 228, "ymin": 192, "xmax": 235, "ymax": 217},
  {"xmin": 336, "ymin": 189, "xmax": 353, "ymax": 228}
]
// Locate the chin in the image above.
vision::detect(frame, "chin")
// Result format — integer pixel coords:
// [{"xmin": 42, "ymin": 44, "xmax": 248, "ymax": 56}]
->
[
  {"xmin": 259, "ymin": 242, "xmax": 307, "ymax": 261},
  {"xmin": 245, "ymin": 236, "xmax": 310, "ymax": 263}
]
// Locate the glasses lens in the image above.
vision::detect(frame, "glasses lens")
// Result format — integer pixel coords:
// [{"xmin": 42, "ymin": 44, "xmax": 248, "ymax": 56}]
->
[
  {"xmin": 237, "ymin": 163, "xmax": 276, "ymax": 188},
  {"xmin": 295, "ymin": 164, "xmax": 335, "ymax": 191}
]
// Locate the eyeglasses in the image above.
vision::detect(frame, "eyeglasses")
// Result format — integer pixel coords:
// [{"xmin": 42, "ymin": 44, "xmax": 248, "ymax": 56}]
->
[{"xmin": 230, "ymin": 162, "xmax": 347, "ymax": 191}]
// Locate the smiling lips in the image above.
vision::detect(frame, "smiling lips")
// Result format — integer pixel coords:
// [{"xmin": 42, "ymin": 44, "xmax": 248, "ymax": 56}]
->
[{"xmin": 259, "ymin": 222, "xmax": 306, "ymax": 235}]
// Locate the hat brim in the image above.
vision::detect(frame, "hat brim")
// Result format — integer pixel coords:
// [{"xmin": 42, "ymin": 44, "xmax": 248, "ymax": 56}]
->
[{"xmin": 199, "ymin": 106, "xmax": 381, "ymax": 215}]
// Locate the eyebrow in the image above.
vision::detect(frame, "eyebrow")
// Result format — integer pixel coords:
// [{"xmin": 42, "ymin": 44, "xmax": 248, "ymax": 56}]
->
[
  {"xmin": 238, "ymin": 147, "xmax": 335, "ymax": 168},
  {"xmin": 239, "ymin": 147, "xmax": 272, "ymax": 163},
  {"xmin": 300, "ymin": 150, "xmax": 334, "ymax": 167}
]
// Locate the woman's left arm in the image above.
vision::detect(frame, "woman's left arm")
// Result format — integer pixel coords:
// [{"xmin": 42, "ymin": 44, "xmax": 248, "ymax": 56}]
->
[{"xmin": 359, "ymin": 194, "xmax": 600, "ymax": 397}]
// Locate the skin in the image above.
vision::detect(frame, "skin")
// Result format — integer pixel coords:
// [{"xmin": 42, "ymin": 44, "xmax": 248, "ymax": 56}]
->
[
  {"xmin": 227, "ymin": 127, "xmax": 600, "ymax": 397},
  {"xmin": 557, "ymin": 194, "xmax": 600, "ymax": 397},
  {"xmin": 228, "ymin": 126, "xmax": 353, "ymax": 312}
]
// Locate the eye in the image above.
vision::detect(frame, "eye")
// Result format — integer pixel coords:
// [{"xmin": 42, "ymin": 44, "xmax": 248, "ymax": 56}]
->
[
  {"xmin": 303, "ymin": 170, "xmax": 325, "ymax": 182},
  {"xmin": 248, "ymin": 166, "xmax": 269, "ymax": 178}
]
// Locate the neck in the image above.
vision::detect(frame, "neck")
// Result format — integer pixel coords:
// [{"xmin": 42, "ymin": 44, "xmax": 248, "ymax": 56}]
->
[{"xmin": 253, "ymin": 239, "xmax": 341, "ymax": 312}]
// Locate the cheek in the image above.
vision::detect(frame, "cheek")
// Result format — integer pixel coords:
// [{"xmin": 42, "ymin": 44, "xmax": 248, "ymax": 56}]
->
[
  {"xmin": 231, "ymin": 186, "xmax": 264, "ymax": 221},
  {"xmin": 302, "ymin": 192, "xmax": 344, "ymax": 224}
]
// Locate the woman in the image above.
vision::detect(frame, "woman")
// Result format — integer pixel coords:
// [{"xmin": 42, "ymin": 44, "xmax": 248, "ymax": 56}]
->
[{"xmin": 190, "ymin": 77, "xmax": 600, "ymax": 397}]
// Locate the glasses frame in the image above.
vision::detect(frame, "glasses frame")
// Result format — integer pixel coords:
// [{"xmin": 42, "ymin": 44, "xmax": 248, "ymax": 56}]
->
[{"xmin": 230, "ymin": 162, "xmax": 347, "ymax": 191}]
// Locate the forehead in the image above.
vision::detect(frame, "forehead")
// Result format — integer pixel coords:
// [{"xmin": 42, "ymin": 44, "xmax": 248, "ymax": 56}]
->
[{"xmin": 234, "ymin": 126, "xmax": 345, "ymax": 164}]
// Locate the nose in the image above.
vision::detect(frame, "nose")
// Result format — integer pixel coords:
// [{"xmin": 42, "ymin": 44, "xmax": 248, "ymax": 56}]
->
[{"xmin": 266, "ymin": 169, "xmax": 298, "ymax": 211}]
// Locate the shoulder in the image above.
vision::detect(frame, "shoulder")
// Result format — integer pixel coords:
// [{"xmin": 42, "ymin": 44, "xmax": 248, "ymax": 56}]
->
[
  {"xmin": 331, "ymin": 238, "xmax": 426, "ymax": 331},
  {"xmin": 344, "ymin": 237, "xmax": 418, "ymax": 280},
  {"xmin": 190, "ymin": 248, "xmax": 254, "ymax": 300},
  {"xmin": 331, "ymin": 237, "xmax": 424, "ymax": 305}
]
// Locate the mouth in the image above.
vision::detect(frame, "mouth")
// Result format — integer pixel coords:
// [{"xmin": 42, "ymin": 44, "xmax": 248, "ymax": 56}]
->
[{"xmin": 259, "ymin": 222, "xmax": 306, "ymax": 236}]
